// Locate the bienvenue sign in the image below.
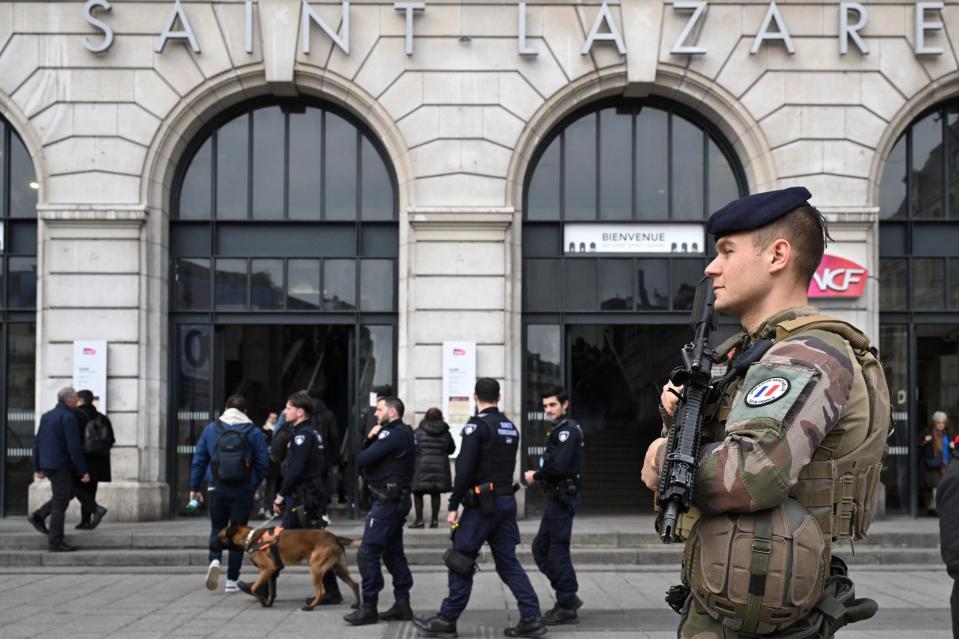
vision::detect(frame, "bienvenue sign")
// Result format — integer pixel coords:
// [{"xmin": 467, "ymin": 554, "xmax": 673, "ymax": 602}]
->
[{"xmin": 564, "ymin": 224, "xmax": 705, "ymax": 255}]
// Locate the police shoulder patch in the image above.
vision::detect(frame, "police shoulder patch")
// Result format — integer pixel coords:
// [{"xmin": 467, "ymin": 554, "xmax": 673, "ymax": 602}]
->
[
  {"xmin": 558, "ymin": 431, "xmax": 570, "ymax": 443},
  {"xmin": 378, "ymin": 430, "xmax": 390, "ymax": 440},
  {"xmin": 744, "ymin": 377, "xmax": 790, "ymax": 406},
  {"xmin": 294, "ymin": 434, "xmax": 306, "ymax": 445},
  {"xmin": 463, "ymin": 424, "xmax": 477, "ymax": 436}
]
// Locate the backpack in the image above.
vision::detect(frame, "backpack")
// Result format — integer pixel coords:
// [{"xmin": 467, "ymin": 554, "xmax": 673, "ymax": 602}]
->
[
  {"xmin": 83, "ymin": 414, "xmax": 114, "ymax": 455},
  {"xmin": 211, "ymin": 422, "xmax": 254, "ymax": 486}
]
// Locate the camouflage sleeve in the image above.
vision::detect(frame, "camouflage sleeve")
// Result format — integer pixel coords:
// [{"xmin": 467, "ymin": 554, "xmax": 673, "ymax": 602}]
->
[{"xmin": 693, "ymin": 331, "xmax": 855, "ymax": 515}]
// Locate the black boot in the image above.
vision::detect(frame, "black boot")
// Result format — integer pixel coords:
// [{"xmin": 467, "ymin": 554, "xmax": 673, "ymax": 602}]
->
[
  {"xmin": 27, "ymin": 513, "xmax": 49, "ymax": 536},
  {"xmin": 429, "ymin": 519, "xmax": 438, "ymax": 529},
  {"xmin": 542, "ymin": 604, "xmax": 578, "ymax": 625},
  {"xmin": 343, "ymin": 601, "xmax": 379, "ymax": 626},
  {"xmin": 504, "ymin": 616, "xmax": 548, "ymax": 637},
  {"xmin": 413, "ymin": 615, "xmax": 458, "ymax": 638},
  {"xmin": 408, "ymin": 520, "xmax": 425, "ymax": 529},
  {"xmin": 379, "ymin": 599, "xmax": 413, "ymax": 621},
  {"xmin": 87, "ymin": 506, "xmax": 108, "ymax": 531}
]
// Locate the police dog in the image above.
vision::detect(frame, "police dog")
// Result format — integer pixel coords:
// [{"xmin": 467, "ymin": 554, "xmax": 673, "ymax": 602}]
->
[{"xmin": 217, "ymin": 524, "xmax": 361, "ymax": 611}]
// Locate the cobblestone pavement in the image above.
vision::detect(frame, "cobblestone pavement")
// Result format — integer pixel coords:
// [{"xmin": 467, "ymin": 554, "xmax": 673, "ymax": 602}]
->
[{"xmin": 0, "ymin": 566, "xmax": 951, "ymax": 638}]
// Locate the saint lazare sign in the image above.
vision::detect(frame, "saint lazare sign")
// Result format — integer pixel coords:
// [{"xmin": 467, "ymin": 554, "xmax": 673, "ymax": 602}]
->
[{"xmin": 81, "ymin": 0, "xmax": 952, "ymax": 58}]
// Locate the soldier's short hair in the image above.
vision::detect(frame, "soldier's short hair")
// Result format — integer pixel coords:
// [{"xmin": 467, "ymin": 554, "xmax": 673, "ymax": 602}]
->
[
  {"xmin": 380, "ymin": 396, "xmax": 405, "ymax": 419},
  {"xmin": 287, "ymin": 390, "xmax": 314, "ymax": 417},
  {"xmin": 541, "ymin": 386, "xmax": 569, "ymax": 404},
  {"xmin": 475, "ymin": 377, "xmax": 500, "ymax": 403},
  {"xmin": 751, "ymin": 205, "xmax": 830, "ymax": 286}
]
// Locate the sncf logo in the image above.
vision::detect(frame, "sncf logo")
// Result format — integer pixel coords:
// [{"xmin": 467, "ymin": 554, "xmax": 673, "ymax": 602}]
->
[
  {"xmin": 453, "ymin": 348, "xmax": 466, "ymax": 356},
  {"xmin": 745, "ymin": 377, "xmax": 790, "ymax": 407},
  {"xmin": 808, "ymin": 254, "xmax": 868, "ymax": 299},
  {"xmin": 83, "ymin": 347, "xmax": 96, "ymax": 355}
]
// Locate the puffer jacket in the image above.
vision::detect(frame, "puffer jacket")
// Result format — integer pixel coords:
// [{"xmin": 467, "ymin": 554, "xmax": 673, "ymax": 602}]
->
[
  {"xmin": 411, "ymin": 419, "xmax": 455, "ymax": 493},
  {"xmin": 937, "ymin": 458, "xmax": 959, "ymax": 577}
]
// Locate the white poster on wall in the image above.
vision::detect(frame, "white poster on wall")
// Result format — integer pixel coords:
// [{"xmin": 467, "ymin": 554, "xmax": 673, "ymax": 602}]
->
[
  {"xmin": 442, "ymin": 341, "xmax": 476, "ymax": 457},
  {"xmin": 73, "ymin": 340, "xmax": 107, "ymax": 411},
  {"xmin": 564, "ymin": 223, "xmax": 705, "ymax": 254}
]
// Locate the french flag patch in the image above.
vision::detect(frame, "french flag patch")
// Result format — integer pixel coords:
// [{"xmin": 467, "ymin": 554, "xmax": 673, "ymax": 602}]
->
[{"xmin": 744, "ymin": 377, "xmax": 790, "ymax": 407}]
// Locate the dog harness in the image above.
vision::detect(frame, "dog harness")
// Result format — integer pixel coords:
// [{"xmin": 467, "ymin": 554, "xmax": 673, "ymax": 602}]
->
[{"xmin": 244, "ymin": 526, "xmax": 285, "ymax": 553}]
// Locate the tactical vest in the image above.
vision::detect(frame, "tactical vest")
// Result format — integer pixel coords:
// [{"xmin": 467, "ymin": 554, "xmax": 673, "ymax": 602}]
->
[
  {"xmin": 367, "ymin": 423, "xmax": 416, "ymax": 488},
  {"xmin": 475, "ymin": 412, "xmax": 519, "ymax": 488}
]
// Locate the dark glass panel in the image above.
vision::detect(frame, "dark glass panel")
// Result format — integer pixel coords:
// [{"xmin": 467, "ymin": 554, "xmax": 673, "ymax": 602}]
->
[
  {"xmin": 912, "ymin": 258, "xmax": 945, "ymax": 310},
  {"xmin": 636, "ymin": 258, "xmax": 669, "ymax": 309},
  {"xmin": 879, "ymin": 258, "xmax": 907, "ymax": 310},
  {"xmin": 174, "ymin": 324, "xmax": 213, "ymax": 511},
  {"xmin": 287, "ymin": 259, "xmax": 320, "ymax": 310},
  {"xmin": 672, "ymin": 259, "xmax": 705, "ymax": 310},
  {"xmin": 324, "ymin": 259, "xmax": 356, "ymax": 310},
  {"xmin": 672, "ymin": 116, "xmax": 705, "ymax": 220},
  {"xmin": 708, "ymin": 138, "xmax": 739, "ymax": 213},
  {"xmin": 9, "ymin": 221, "xmax": 35, "ymax": 254},
  {"xmin": 325, "ymin": 113, "xmax": 358, "ymax": 220},
  {"xmin": 216, "ymin": 223, "xmax": 355, "ymax": 258},
  {"xmin": 215, "ymin": 258, "xmax": 248, "ymax": 309},
  {"xmin": 878, "ymin": 324, "xmax": 908, "ymax": 513},
  {"xmin": 360, "ymin": 259, "xmax": 394, "ymax": 311},
  {"xmin": 911, "ymin": 111, "xmax": 944, "ymax": 219},
  {"xmin": 175, "ymin": 258, "xmax": 210, "ymax": 310},
  {"xmin": 879, "ymin": 223, "xmax": 906, "ymax": 256},
  {"xmin": 0, "ymin": 121, "xmax": 5, "ymax": 217},
  {"xmin": 289, "ymin": 108, "xmax": 323, "ymax": 220},
  {"xmin": 4, "ymin": 323, "xmax": 36, "ymax": 515},
  {"xmin": 9, "ymin": 133, "xmax": 37, "ymax": 218},
  {"xmin": 599, "ymin": 108, "xmax": 631, "ymax": 220},
  {"xmin": 524, "ymin": 259, "xmax": 561, "ymax": 311},
  {"xmin": 251, "ymin": 258, "xmax": 284, "ymax": 310},
  {"xmin": 912, "ymin": 224, "xmax": 959, "ymax": 256},
  {"xmin": 178, "ymin": 138, "xmax": 213, "ymax": 220},
  {"xmin": 216, "ymin": 115, "xmax": 249, "ymax": 220},
  {"xmin": 879, "ymin": 134, "xmax": 908, "ymax": 220},
  {"xmin": 948, "ymin": 109, "xmax": 959, "ymax": 219},
  {"xmin": 524, "ymin": 323, "xmax": 562, "ymax": 513},
  {"xmin": 564, "ymin": 115, "xmax": 597, "ymax": 220},
  {"xmin": 251, "ymin": 107, "xmax": 285, "ymax": 220},
  {"xmin": 361, "ymin": 225, "xmax": 398, "ymax": 258},
  {"xmin": 8, "ymin": 256, "xmax": 35, "ymax": 309},
  {"xmin": 523, "ymin": 224, "xmax": 560, "ymax": 258},
  {"xmin": 357, "ymin": 325, "xmax": 395, "ymax": 411},
  {"xmin": 171, "ymin": 224, "xmax": 211, "ymax": 257},
  {"xmin": 527, "ymin": 137, "xmax": 560, "ymax": 220},
  {"xmin": 635, "ymin": 108, "xmax": 668, "ymax": 218},
  {"xmin": 360, "ymin": 137, "xmax": 394, "ymax": 220},
  {"xmin": 599, "ymin": 259, "xmax": 632, "ymax": 310},
  {"xmin": 951, "ymin": 258, "xmax": 959, "ymax": 309},
  {"xmin": 564, "ymin": 259, "xmax": 597, "ymax": 310}
]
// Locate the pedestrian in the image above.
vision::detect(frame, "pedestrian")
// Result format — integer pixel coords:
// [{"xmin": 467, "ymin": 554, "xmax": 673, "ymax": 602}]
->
[
  {"xmin": 936, "ymin": 448, "xmax": 959, "ymax": 638},
  {"xmin": 640, "ymin": 187, "xmax": 890, "ymax": 638},
  {"xmin": 920, "ymin": 410, "xmax": 953, "ymax": 515},
  {"xmin": 73, "ymin": 389, "xmax": 113, "ymax": 530},
  {"xmin": 28, "ymin": 387, "xmax": 90, "ymax": 552},
  {"xmin": 263, "ymin": 390, "xmax": 342, "ymax": 604},
  {"xmin": 524, "ymin": 385, "xmax": 584, "ymax": 625},
  {"xmin": 190, "ymin": 394, "xmax": 269, "ymax": 593},
  {"xmin": 414, "ymin": 378, "xmax": 547, "ymax": 638},
  {"xmin": 343, "ymin": 395, "xmax": 416, "ymax": 626},
  {"xmin": 409, "ymin": 407, "xmax": 455, "ymax": 529},
  {"xmin": 255, "ymin": 411, "xmax": 278, "ymax": 518}
]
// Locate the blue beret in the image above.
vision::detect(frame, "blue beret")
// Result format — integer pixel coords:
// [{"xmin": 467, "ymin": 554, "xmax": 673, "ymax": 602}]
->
[{"xmin": 707, "ymin": 187, "xmax": 812, "ymax": 238}]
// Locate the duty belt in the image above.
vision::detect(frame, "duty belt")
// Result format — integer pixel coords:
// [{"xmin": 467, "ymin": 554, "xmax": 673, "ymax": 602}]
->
[{"xmin": 369, "ymin": 483, "xmax": 409, "ymax": 501}]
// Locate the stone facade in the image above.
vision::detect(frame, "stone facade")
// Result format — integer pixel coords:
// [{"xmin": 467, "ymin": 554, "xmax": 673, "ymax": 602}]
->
[{"xmin": 3, "ymin": 0, "xmax": 950, "ymax": 518}]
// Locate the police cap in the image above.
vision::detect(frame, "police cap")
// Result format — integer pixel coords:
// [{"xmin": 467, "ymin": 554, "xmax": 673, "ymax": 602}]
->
[{"xmin": 706, "ymin": 186, "xmax": 812, "ymax": 239}]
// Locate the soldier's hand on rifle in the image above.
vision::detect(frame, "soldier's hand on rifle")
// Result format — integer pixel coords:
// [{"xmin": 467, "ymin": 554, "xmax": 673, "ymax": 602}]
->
[
  {"xmin": 660, "ymin": 381, "xmax": 684, "ymax": 417},
  {"xmin": 641, "ymin": 437, "xmax": 667, "ymax": 491}
]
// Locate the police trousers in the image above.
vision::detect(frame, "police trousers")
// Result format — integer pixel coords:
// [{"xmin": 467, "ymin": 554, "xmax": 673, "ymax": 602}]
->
[
  {"xmin": 439, "ymin": 495, "xmax": 541, "ymax": 622},
  {"xmin": 532, "ymin": 493, "xmax": 580, "ymax": 608},
  {"xmin": 358, "ymin": 495, "xmax": 413, "ymax": 605}
]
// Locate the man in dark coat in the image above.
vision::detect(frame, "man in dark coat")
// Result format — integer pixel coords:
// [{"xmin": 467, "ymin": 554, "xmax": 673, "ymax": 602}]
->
[
  {"xmin": 73, "ymin": 389, "xmax": 113, "ymax": 530},
  {"xmin": 29, "ymin": 387, "xmax": 90, "ymax": 552},
  {"xmin": 937, "ymin": 451, "xmax": 959, "ymax": 638}
]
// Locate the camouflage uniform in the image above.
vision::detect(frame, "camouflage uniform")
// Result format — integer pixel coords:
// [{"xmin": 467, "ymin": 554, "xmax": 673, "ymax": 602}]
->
[{"xmin": 676, "ymin": 306, "xmax": 872, "ymax": 639}]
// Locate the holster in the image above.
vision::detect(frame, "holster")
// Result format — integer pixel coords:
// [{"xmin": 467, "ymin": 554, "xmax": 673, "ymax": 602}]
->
[{"xmin": 443, "ymin": 547, "xmax": 478, "ymax": 578}]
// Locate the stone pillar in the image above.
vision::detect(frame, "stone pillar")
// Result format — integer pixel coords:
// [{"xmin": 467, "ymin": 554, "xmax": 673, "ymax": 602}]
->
[{"xmin": 28, "ymin": 206, "xmax": 168, "ymax": 521}]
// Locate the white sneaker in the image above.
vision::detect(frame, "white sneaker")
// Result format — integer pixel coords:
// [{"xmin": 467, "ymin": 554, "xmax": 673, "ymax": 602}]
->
[
  {"xmin": 205, "ymin": 559, "xmax": 220, "ymax": 591},
  {"xmin": 224, "ymin": 579, "xmax": 239, "ymax": 593}
]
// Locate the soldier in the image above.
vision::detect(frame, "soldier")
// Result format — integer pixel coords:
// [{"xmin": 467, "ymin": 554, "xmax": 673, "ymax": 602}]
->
[
  {"xmin": 523, "ymin": 386, "xmax": 584, "ymax": 625},
  {"xmin": 414, "ymin": 378, "xmax": 547, "ymax": 639},
  {"xmin": 641, "ymin": 187, "xmax": 890, "ymax": 638}
]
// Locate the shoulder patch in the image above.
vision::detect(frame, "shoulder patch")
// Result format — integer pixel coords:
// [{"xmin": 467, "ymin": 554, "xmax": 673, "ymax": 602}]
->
[
  {"xmin": 294, "ymin": 434, "xmax": 305, "ymax": 446},
  {"xmin": 744, "ymin": 377, "xmax": 790, "ymax": 407},
  {"xmin": 378, "ymin": 430, "xmax": 390, "ymax": 440},
  {"xmin": 463, "ymin": 424, "xmax": 477, "ymax": 436},
  {"xmin": 558, "ymin": 431, "xmax": 570, "ymax": 443}
]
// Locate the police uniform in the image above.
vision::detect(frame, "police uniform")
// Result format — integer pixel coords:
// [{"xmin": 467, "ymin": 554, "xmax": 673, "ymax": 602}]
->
[
  {"xmin": 352, "ymin": 418, "xmax": 416, "ymax": 612},
  {"xmin": 662, "ymin": 187, "xmax": 890, "ymax": 638},
  {"xmin": 531, "ymin": 415, "xmax": 584, "ymax": 615}
]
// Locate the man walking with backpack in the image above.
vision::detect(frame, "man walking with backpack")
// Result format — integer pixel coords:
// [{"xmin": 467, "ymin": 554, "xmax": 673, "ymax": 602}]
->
[{"xmin": 190, "ymin": 395, "xmax": 269, "ymax": 593}]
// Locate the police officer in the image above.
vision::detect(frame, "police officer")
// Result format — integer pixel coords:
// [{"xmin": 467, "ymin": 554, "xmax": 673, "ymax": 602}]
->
[
  {"xmin": 270, "ymin": 390, "xmax": 342, "ymax": 605},
  {"xmin": 343, "ymin": 395, "xmax": 416, "ymax": 626},
  {"xmin": 523, "ymin": 386, "xmax": 584, "ymax": 625},
  {"xmin": 414, "ymin": 378, "xmax": 546, "ymax": 639},
  {"xmin": 641, "ymin": 187, "xmax": 890, "ymax": 638}
]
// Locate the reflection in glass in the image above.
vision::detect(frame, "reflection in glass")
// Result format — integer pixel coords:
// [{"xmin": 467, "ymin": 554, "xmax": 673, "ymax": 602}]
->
[
  {"xmin": 879, "ymin": 258, "xmax": 907, "ymax": 310},
  {"xmin": 175, "ymin": 258, "xmax": 210, "ymax": 310},
  {"xmin": 215, "ymin": 258, "xmax": 247, "ymax": 309},
  {"xmin": 251, "ymin": 258, "xmax": 284, "ymax": 310},
  {"xmin": 9, "ymin": 134, "xmax": 37, "ymax": 218},
  {"xmin": 527, "ymin": 138, "xmax": 560, "ymax": 221},
  {"xmin": 636, "ymin": 259, "xmax": 669, "ymax": 309},
  {"xmin": 708, "ymin": 139, "xmax": 739, "ymax": 213},
  {"xmin": 287, "ymin": 259, "xmax": 320, "ymax": 309},
  {"xmin": 289, "ymin": 109, "xmax": 323, "ymax": 220},
  {"xmin": 672, "ymin": 116, "xmax": 705, "ymax": 220},
  {"xmin": 878, "ymin": 324, "xmax": 909, "ymax": 512},
  {"xmin": 911, "ymin": 111, "xmax": 944, "ymax": 219},
  {"xmin": 4, "ymin": 323, "xmax": 36, "ymax": 514},
  {"xmin": 565, "ymin": 260, "xmax": 597, "ymax": 310},
  {"xmin": 361, "ymin": 137, "xmax": 394, "ymax": 220},
  {"xmin": 175, "ymin": 324, "xmax": 212, "ymax": 511},
  {"xmin": 216, "ymin": 115, "xmax": 249, "ymax": 219},
  {"xmin": 599, "ymin": 108, "xmax": 631, "ymax": 220},
  {"xmin": 879, "ymin": 135, "xmax": 908, "ymax": 220},
  {"xmin": 564, "ymin": 115, "xmax": 597, "ymax": 220},
  {"xmin": 599, "ymin": 259, "xmax": 632, "ymax": 310},
  {"xmin": 179, "ymin": 139, "xmax": 212, "ymax": 219},
  {"xmin": 950, "ymin": 111, "xmax": 959, "ymax": 219},
  {"xmin": 672, "ymin": 259, "xmax": 704, "ymax": 310},
  {"xmin": 635, "ymin": 108, "xmax": 668, "ymax": 218},
  {"xmin": 360, "ymin": 260, "xmax": 394, "ymax": 311},
  {"xmin": 524, "ymin": 259, "xmax": 560, "ymax": 311},
  {"xmin": 912, "ymin": 258, "xmax": 944, "ymax": 309},
  {"xmin": 326, "ymin": 113, "xmax": 358, "ymax": 220},
  {"xmin": 951, "ymin": 258, "xmax": 959, "ymax": 309},
  {"xmin": 0, "ymin": 121, "xmax": 5, "ymax": 217},
  {"xmin": 8, "ymin": 256, "xmax": 35, "ymax": 309},
  {"xmin": 252, "ymin": 107, "xmax": 285, "ymax": 220},
  {"xmin": 357, "ymin": 324, "xmax": 395, "ymax": 408},
  {"xmin": 325, "ymin": 259, "xmax": 356, "ymax": 310},
  {"xmin": 524, "ymin": 323, "xmax": 562, "ymax": 513}
]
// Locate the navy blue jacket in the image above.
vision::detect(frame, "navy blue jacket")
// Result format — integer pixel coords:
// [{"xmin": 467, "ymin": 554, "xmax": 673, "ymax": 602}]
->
[
  {"xmin": 33, "ymin": 401, "xmax": 87, "ymax": 476},
  {"xmin": 355, "ymin": 419, "xmax": 416, "ymax": 488},
  {"xmin": 190, "ymin": 417, "xmax": 270, "ymax": 492}
]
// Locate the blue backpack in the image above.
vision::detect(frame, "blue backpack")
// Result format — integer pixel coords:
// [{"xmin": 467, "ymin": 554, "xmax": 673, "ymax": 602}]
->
[{"xmin": 211, "ymin": 422, "xmax": 254, "ymax": 485}]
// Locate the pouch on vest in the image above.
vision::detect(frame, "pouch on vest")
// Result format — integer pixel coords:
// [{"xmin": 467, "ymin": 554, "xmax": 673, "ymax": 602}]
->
[
  {"xmin": 684, "ymin": 499, "xmax": 827, "ymax": 635},
  {"xmin": 472, "ymin": 483, "xmax": 497, "ymax": 516}
]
